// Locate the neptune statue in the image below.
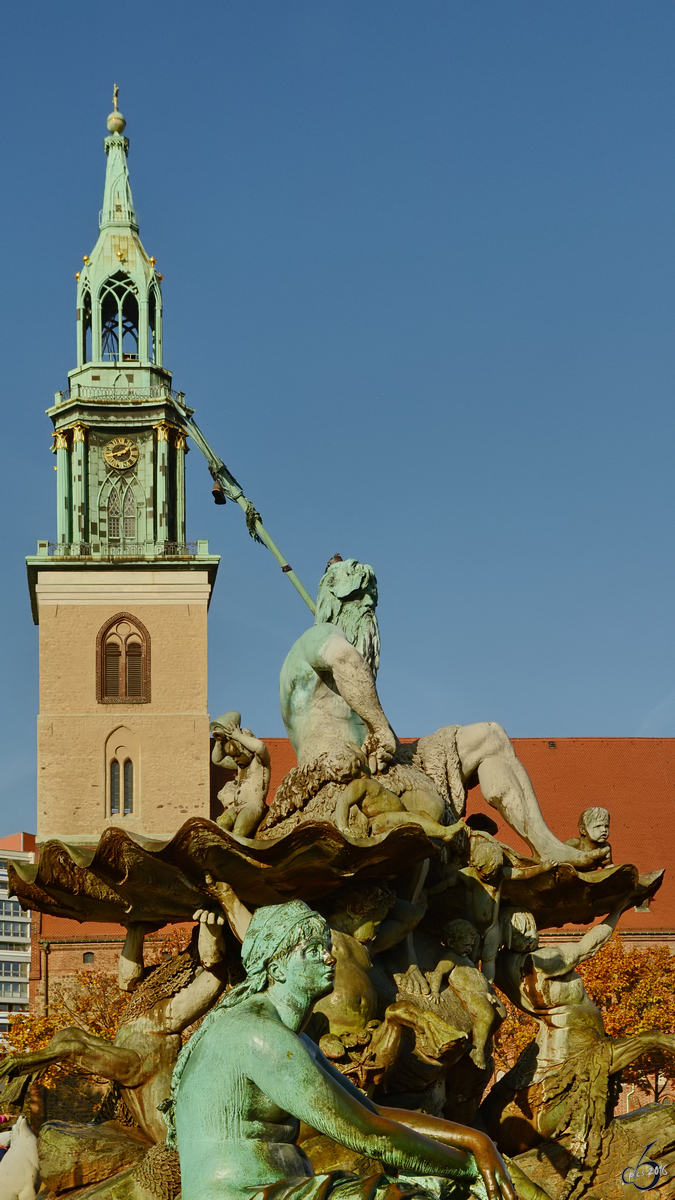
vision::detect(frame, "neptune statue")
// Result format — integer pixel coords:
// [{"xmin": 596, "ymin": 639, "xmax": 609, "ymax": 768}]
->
[{"xmin": 272, "ymin": 558, "xmax": 603, "ymax": 867}]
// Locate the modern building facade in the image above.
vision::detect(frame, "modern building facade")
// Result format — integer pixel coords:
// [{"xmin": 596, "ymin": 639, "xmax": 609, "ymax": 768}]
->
[
  {"xmin": 26, "ymin": 97, "xmax": 219, "ymax": 847},
  {"xmin": 0, "ymin": 834, "xmax": 35, "ymax": 1036}
]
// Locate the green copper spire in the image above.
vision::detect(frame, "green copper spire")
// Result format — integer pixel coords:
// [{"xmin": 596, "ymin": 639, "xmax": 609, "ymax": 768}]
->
[
  {"xmin": 39, "ymin": 92, "xmax": 199, "ymax": 557},
  {"xmin": 73, "ymin": 87, "xmax": 163, "ymax": 368},
  {"xmin": 100, "ymin": 86, "xmax": 137, "ymax": 231}
]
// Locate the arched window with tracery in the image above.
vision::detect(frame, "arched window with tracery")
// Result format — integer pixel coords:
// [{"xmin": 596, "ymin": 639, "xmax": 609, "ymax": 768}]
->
[
  {"xmin": 99, "ymin": 272, "xmax": 139, "ymax": 363},
  {"xmin": 97, "ymin": 614, "xmax": 150, "ymax": 704},
  {"xmin": 106, "ymin": 485, "xmax": 136, "ymax": 543}
]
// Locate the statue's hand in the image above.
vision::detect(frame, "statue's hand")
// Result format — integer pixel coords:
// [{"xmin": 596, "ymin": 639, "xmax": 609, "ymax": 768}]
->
[
  {"xmin": 362, "ymin": 727, "xmax": 396, "ymax": 774},
  {"xmin": 202, "ymin": 874, "xmax": 239, "ymax": 911},
  {"xmin": 194, "ymin": 904, "xmax": 227, "ymax": 967},
  {"xmin": 466, "ymin": 1135, "xmax": 516, "ymax": 1200},
  {"xmin": 394, "ymin": 964, "xmax": 430, "ymax": 996},
  {"xmin": 426, "ymin": 969, "xmax": 444, "ymax": 997},
  {"xmin": 192, "ymin": 907, "xmax": 225, "ymax": 927}
]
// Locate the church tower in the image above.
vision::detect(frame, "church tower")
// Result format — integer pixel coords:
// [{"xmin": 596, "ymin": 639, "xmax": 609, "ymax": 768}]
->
[{"xmin": 26, "ymin": 94, "xmax": 219, "ymax": 845}]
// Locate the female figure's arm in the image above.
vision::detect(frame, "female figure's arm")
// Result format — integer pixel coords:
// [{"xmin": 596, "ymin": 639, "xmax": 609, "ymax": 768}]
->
[
  {"xmin": 165, "ymin": 912, "xmax": 228, "ymax": 1031},
  {"xmin": 118, "ymin": 921, "xmax": 161, "ymax": 992},
  {"xmin": 247, "ymin": 1021, "xmax": 514, "ymax": 1199},
  {"xmin": 376, "ymin": 1106, "xmax": 513, "ymax": 1200},
  {"xmin": 203, "ymin": 876, "xmax": 253, "ymax": 942},
  {"xmin": 300, "ymin": 1036, "xmax": 513, "ymax": 1199}
]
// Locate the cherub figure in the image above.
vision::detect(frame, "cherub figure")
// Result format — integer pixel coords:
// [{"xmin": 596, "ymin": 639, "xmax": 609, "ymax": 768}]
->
[
  {"xmin": 334, "ymin": 770, "xmax": 467, "ymax": 842},
  {"xmin": 210, "ymin": 710, "xmax": 270, "ymax": 837},
  {"xmin": 313, "ymin": 880, "xmax": 428, "ymax": 1037},
  {"xmin": 480, "ymin": 897, "xmax": 675, "ymax": 1174},
  {"xmin": 565, "ymin": 805, "xmax": 612, "ymax": 866},
  {"xmin": 430, "ymin": 831, "xmax": 553, "ymax": 982},
  {"xmin": 426, "ymin": 918, "xmax": 506, "ymax": 1070}
]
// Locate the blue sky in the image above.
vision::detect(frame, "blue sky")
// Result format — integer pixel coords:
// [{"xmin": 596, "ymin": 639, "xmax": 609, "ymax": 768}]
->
[{"xmin": 2, "ymin": 2, "xmax": 675, "ymax": 835}]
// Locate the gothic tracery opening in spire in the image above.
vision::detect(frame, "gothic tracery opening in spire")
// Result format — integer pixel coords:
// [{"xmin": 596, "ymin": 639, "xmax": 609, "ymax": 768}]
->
[
  {"xmin": 81, "ymin": 289, "xmax": 92, "ymax": 363},
  {"xmin": 99, "ymin": 271, "xmax": 139, "ymax": 362}
]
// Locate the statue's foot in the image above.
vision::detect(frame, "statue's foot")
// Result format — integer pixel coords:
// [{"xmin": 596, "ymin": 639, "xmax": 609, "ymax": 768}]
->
[
  {"xmin": 441, "ymin": 820, "xmax": 468, "ymax": 842},
  {"xmin": 532, "ymin": 840, "xmax": 609, "ymax": 869}
]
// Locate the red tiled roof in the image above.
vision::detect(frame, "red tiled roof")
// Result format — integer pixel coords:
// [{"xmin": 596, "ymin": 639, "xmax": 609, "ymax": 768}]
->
[
  {"xmin": 265, "ymin": 738, "xmax": 300, "ymax": 798},
  {"xmin": 39, "ymin": 916, "xmax": 194, "ymax": 941}
]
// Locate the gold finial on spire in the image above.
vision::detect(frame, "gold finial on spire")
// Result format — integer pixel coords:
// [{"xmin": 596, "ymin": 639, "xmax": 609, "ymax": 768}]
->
[{"xmin": 106, "ymin": 84, "xmax": 126, "ymax": 135}]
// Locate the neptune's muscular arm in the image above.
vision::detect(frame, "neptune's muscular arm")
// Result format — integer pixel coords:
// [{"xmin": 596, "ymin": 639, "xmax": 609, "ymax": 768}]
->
[{"xmin": 279, "ymin": 624, "xmax": 396, "ymax": 770}]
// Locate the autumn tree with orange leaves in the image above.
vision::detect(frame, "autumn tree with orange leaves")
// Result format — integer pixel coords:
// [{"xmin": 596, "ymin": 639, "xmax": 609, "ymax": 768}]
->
[
  {"xmin": 0, "ymin": 926, "xmax": 189, "ymax": 1095},
  {"xmin": 493, "ymin": 934, "xmax": 675, "ymax": 1104},
  {"xmin": 492, "ymin": 993, "xmax": 536, "ymax": 1075},
  {"xmin": 577, "ymin": 934, "xmax": 675, "ymax": 1103},
  {"xmin": 0, "ymin": 968, "xmax": 130, "ymax": 1093}
]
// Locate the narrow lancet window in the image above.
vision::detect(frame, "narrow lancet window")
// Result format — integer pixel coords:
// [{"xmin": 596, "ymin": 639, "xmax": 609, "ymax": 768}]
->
[
  {"xmin": 126, "ymin": 641, "xmax": 142, "ymax": 696},
  {"xmin": 123, "ymin": 488, "xmax": 135, "ymax": 539},
  {"xmin": 122, "ymin": 293, "xmax": 139, "ymax": 361},
  {"xmin": 123, "ymin": 760, "xmax": 133, "ymax": 814},
  {"xmin": 81, "ymin": 290, "xmax": 92, "ymax": 364},
  {"xmin": 104, "ymin": 640, "xmax": 121, "ymax": 697},
  {"xmin": 110, "ymin": 760, "xmax": 120, "ymax": 814},
  {"xmin": 101, "ymin": 290, "xmax": 119, "ymax": 360},
  {"xmin": 108, "ymin": 489, "xmax": 121, "ymax": 538},
  {"xmin": 148, "ymin": 290, "xmax": 156, "ymax": 362}
]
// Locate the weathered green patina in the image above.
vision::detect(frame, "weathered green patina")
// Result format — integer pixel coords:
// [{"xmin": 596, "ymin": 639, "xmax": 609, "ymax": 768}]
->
[{"xmin": 164, "ymin": 900, "xmax": 514, "ymax": 1200}]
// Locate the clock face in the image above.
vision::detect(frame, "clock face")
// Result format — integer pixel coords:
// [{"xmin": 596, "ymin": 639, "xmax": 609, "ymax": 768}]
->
[{"xmin": 104, "ymin": 436, "xmax": 139, "ymax": 470}]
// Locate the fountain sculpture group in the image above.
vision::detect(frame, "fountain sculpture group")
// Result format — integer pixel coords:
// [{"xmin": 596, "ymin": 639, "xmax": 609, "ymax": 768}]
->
[{"xmin": 2, "ymin": 559, "xmax": 674, "ymax": 1199}]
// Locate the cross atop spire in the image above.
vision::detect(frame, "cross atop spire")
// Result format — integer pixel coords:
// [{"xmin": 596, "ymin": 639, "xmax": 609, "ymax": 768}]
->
[{"xmin": 106, "ymin": 84, "xmax": 126, "ymax": 137}]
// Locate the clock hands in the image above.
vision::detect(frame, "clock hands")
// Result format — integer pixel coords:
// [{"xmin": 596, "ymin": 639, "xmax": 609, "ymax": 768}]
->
[{"xmin": 106, "ymin": 442, "xmax": 137, "ymax": 464}]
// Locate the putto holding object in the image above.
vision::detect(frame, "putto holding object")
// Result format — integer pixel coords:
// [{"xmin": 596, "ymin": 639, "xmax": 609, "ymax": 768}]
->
[{"xmin": 211, "ymin": 711, "xmax": 271, "ymax": 837}]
